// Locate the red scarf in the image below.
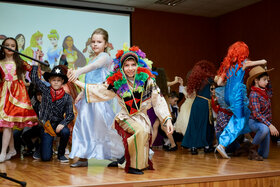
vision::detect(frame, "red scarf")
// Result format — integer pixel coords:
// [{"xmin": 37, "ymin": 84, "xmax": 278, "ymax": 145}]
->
[
  {"xmin": 251, "ymin": 86, "xmax": 268, "ymax": 100},
  {"xmin": 50, "ymin": 87, "xmax": 65, "ymax": 102}
]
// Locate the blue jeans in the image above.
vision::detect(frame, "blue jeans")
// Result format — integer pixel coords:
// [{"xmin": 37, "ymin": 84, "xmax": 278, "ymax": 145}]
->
[
  {"xmin": 40, "ymin": 125, "xmax": 70, "ymax": 161},
  {"xmin": 249, "ymin": 119, "xmax": 270, "ymax": 158}
]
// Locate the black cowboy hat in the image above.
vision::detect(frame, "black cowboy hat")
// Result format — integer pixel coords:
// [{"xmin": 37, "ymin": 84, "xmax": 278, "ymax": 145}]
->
[{"xmin": 43, "ymin": 65, "xmax": 68, "ymax": 84}]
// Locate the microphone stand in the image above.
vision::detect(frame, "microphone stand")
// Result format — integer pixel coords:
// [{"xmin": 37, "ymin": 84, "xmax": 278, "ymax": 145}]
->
[
  {"xmin": 0, "ymin": 44, "xmax": 49, "ymax": 66},
  {"xmin": 0, "ymin": 172, "xmax": 26, "ymax": 187}
]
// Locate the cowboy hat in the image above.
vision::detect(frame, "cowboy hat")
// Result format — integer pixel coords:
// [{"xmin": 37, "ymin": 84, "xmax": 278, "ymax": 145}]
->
[
  {"xmin": 43, "ymin": 65, "xmax": 68, "ymax": 84},
  {"xmin": 246, "ymin": 65, "xmax": 273, "ymax": 89}
]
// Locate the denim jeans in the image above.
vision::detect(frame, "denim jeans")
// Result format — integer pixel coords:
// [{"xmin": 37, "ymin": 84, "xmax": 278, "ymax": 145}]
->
[
  {"xmin": 40, "ymin": 125, "xmax": 70, "ymax": 161},
  {"xmin": 248, "ymin": 119, "xmax": 270, "ymax": 158}
]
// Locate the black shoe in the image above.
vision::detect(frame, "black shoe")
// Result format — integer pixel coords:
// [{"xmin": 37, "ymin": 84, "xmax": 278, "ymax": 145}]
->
[
  {"xmin": 117, "ymin": 156, "xmax": 125, "ymax": 164},
  {"xmin": 107, "ymin": 156, "xmax": 126, "ymax": 167},
  {"xmin": 70, "ymin": 160, "xmax": 88, "ymax": 167},
  {"xmin": 107, "ymin": 161, "xmax": 118, "ymax": 167},
  {"xmin": 191, "ymin": 147, "xmax": 198, "ymax": 155},
  {"xmin": 127, "ymin": 167, "xmax": 144, "ymax": 175},
  {"xmin": 165, "ymin": 145, "xmax": 178, "ymax": 152},
  {"xmin": 58, "ymin": 155, "xmax": 69, "ymax": 163},
  {"xmin": 204, "ymin": 146, "xmax": 214, "ymax": 153},
  {"xmin": 163, "ymin": 144, "xmax": 170, "ymax": 150},
  {"xmin": 33, "ymin": 150, "xmax": 41, "ymax": 160},
  {"xmin": 23, "ymin": 150, "xmax": 34, "ymax": 157}
]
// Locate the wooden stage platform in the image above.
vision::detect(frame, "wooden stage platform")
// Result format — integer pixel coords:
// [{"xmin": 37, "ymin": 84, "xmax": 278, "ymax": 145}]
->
[{"xmin": 0, "ymin": 143, "xmax": 280, "ymax": 187}]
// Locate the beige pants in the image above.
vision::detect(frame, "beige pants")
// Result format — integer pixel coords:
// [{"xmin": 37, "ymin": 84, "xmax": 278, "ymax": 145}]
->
[{"xmin": 119, "ymin": 118, "xmax": 150, "ymax": 170}]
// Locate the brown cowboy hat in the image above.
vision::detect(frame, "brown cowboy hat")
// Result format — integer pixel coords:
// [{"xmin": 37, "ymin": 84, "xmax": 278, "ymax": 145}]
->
[{"xmin": 246, "ymin": 65, "xmax": 274, "ymax": 89}]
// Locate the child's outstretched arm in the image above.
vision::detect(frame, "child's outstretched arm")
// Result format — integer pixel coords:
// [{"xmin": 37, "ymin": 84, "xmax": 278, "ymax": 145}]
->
[
  {"xmin": 243, "ymin": 59, "xmax": 267, "ymax": 70},
  {"xmin": 68, "ymin": 55, "xmax": 109, "ymax": 82},
  {"xmin": 167, "ymin": 76, "xmax": 182, "ymax": 87},
  {"xmin": 73, "ymin": 80, "xmax": 85, "ymax": 90},
  {"xmin": 71, "ymin": 79, "xmax": 116, "ymax": 103}
]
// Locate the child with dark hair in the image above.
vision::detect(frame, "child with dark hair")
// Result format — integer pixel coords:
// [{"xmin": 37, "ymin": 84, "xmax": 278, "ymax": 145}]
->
[
  {"xmin": 0, "ymin": 37, "xmax": 38, "ymax": 162},
  {"xmin": 247, "ymin": 66, "xmax": 279, "ymax": 160},
  {"xmin": 30, "ymin": 52, "xmax": 74, "ymax": 162}
]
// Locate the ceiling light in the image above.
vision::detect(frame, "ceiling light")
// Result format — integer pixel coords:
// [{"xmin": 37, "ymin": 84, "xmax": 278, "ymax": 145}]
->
[{"xmin": 154, "ymin": 0, "xmax": 185, "ymax": 6}]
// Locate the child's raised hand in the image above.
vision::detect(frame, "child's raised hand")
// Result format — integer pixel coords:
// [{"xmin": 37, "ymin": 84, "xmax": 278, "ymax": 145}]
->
[
  {"xmin": 35, "ymin": 50, "xmax": 44, "ymax": 65},
  {"xmin": 67, "ymin": 69, "xmax": 77, "ymax": 82},
  {"xmin": 177, "ymin": 76, "xmax": 183, "ymax": 85},
  {"xmin": 269, "ymin": 124, "xmax": 279, "ymax": 136}
]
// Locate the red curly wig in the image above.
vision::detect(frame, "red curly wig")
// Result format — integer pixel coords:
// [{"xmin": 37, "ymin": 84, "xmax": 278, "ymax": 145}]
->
[
  {"xmin": 217, "ymin": 41, "xmax": 249, "ymax": 78},
  {"xmin": 187, "ymin": 60, "xmax": 216, "ymax": 95}
]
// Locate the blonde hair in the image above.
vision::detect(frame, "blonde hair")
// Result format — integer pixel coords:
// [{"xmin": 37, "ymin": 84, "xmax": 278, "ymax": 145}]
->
[
  {"xmin": 29, "ymin": 31, "xmax": 43, "ymax": 48},
  {"xmin": 48, "ymin": 29, "xmax": 59, "ymax": 40}
]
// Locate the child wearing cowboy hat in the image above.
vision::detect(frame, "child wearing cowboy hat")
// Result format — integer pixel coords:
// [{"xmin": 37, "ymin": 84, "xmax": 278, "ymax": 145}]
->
[
  {"xmin": 30, "ymin": 55, "xmax": 74, "ymax": 162},
  {"xmin": 247, "ymin": 65, "xmax": 279, "ymax": 160}
]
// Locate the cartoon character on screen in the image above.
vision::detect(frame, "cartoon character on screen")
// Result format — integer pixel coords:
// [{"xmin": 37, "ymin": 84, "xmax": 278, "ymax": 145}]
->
[
  {"xmin": 69, "ymin": 45, "xmax": 174, "ymax": 174},
  {"xmin": 47, "ymin": 29, "xmax": 63, "ymax": 69},
  {"xmin": 0, "ymin": 37, "xmax": 38, "ymax": 163},
  {"xmin": 15, "ymin": 34, "xmax": 25, "ymax": 53},
  {"xmin": 0, "ymin": 35, "xmax": 7, "ymax": 44},
  {"xmin": 61, "ymin": 35, "xmax": 86, "ymax": 69},
  {"xmin": 22, "ymin": 31, "xmax": 43, "ymax": 64},
  {"xmin": 82, "ymin": 37, "xmax": 94, "ymax": 60}
]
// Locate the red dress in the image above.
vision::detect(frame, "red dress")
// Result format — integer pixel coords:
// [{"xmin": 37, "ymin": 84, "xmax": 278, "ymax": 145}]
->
[{"xmin": 0, "ymin": 60, "xmax": 38, "ymax": 128}]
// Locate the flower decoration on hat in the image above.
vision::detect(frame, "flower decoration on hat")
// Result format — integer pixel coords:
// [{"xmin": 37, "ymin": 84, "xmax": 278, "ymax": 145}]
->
[{"xmin": 106, "ymin": 44, "xmax": 156, "ymax": 115}]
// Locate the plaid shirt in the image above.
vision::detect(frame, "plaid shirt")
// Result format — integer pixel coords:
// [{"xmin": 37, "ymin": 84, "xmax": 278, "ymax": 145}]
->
[
  {"xmin": 249, "ymin": 82, "xmax": 272, "ymax": 127},
  {"xmin": 31, "ymin": 66, "xmax": 74, "ymax": 127},
  {"xmin": 215, "ymin": 110, "xmax": 232, "ymax": 133}
]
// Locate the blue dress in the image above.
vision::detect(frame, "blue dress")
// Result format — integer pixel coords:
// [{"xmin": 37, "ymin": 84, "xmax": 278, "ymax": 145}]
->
[
  {"xmin": 69, "ymin": 52, "xmax": 124, "ymax": 160},
  {"xmin": 218, "ymin": 62, "xmax": 251, "ymax": 147},
  {"xmin": 47, "ymin": 47, "xmax": 63, "ymax": 69}
]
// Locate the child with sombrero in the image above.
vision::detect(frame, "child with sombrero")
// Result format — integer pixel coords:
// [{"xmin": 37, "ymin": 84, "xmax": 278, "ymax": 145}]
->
[
  {"xmin": 247, "ymin": 65, "xmax": 279, "ymax": 160},
  {"xmin": 30, "ymin": 52, "xmax": 74, "ymax": 162}
]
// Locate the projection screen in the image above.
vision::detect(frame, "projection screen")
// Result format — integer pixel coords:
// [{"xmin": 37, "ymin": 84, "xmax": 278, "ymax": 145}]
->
[{"xmin": 0, "ymin": 1, "xmax": 131, "ymax": 69}]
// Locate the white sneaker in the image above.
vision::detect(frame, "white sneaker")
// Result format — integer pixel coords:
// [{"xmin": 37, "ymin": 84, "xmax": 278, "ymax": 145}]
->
[{"xmin": 216, "ymin": 144, "xmax": 230, "ymax": 159}]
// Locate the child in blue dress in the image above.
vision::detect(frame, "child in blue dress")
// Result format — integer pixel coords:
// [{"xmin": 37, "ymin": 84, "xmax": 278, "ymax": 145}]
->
[{"xmin": 68, "ymin": 28, "xmax": 124, "ymax": 167}]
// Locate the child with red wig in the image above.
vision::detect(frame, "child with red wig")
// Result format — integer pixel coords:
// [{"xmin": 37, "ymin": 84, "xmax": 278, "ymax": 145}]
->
[
  {"xmin": 181, "ymin": 60, "xmax": 216, "ymax": 155},
  {"xmin": 215, "ymin": 41, "xmax": 267, "ymax": 158}
]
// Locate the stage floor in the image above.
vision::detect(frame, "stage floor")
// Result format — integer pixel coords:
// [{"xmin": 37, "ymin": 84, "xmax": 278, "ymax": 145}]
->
[{"xmin": 0, "ymin": 143, "xmax": 280, "ymax": 187}]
